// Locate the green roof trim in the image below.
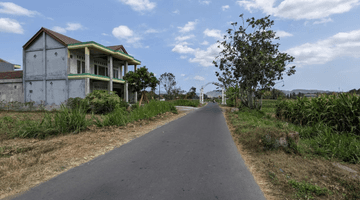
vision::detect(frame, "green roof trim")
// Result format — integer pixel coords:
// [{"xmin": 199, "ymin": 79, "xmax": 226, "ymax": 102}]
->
[
  {"xmin": 68, "ymin": 73, "xmax": 125, "ymax": 81},
  {"xmin": 68, "ymin": 41, "xmax": 138, "ymax": 60}
]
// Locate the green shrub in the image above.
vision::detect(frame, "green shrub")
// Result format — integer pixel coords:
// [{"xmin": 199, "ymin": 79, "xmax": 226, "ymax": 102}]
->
[
  {"xmin": 96, "ymin": 100, "xmax": 177, "ymax": 127},
  {"xmin": 172, "ymin": 99, "xmax": 199, "ymax": 107},
  {"xmin": 66, "ymin": 97, "xmax": 89, "ymax": 112},
  {"xmin": 84, "ymin": 90, "xmax": 124, "ymax": 115},
  {"xmin": 131, "ymin": 104, "xmax": 139, "ymax": 111}
]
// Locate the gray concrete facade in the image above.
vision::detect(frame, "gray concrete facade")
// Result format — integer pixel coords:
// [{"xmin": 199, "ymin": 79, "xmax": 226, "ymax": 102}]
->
[
  {"xmin": 0, "ymin": 62, "xmax": 14, "ymax": 72},
  {"xmin": 0, "ymin": 78, "xmax": 24, "ymax": 103},
  {"xmin": 24, "ymin": 32, "xmax": 69, "ymax": 106}
]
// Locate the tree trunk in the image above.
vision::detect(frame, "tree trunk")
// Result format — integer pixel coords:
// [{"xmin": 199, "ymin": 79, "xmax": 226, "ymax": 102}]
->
[
  {"xmin": 235, "ymin": 95, "xmax": 238, "ymax": 108},
  {"xmin": 144, "ymin": 91, "xmax": 149, "ymax": 103},
  {"xmin": 138, "ymin": 91, "xmax": 144, "ymax": 107},
  {"xmin": 248, "ymin": 90, "xmax": 254, "ymax": 109}
]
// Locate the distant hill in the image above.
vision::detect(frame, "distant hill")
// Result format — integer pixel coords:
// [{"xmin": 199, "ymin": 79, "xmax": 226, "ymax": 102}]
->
[
  {"xmin": 280, "ymin": 89, "xmax": 337, "ymax": 95},
  {"xmin": 205, "ymin": 90, "xmax": 222, "ymax": 98},
  {"xmin": 202, "ymin": 89, "xmax": 340, "ymax": 98}
]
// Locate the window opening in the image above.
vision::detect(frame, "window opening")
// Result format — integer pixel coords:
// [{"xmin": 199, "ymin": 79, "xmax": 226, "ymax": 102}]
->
[
  {"xmin": 82, "ymin": 61, "xmax": 85, "ymax": 74},
  {"xmin": 77, "ymin": 60, "xmax": 81, "ymax": 74}
]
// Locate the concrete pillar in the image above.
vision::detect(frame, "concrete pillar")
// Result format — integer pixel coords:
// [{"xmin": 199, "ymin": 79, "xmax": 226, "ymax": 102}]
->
[
  {"xmin": 134, "ymin": 65, "xmax": 137, "ymax": 103},
  {"xmin": 120, "ymin": 65, "xmax": 123, "ymax": 79},
  {"xmin": 85, "ymin": 47, "xmax": 90, "ymax": 96},
  {"xmin": 118, "ymin": 66, "xmax": 121, "ymax": 80},
  {"xmin": 108, "ymin": 56, "xmax": 113, "ymax": 94},
  {"xmin": 124, "ymin": 62, "xmax": 128, "ymax": 102},
  {"xmin": 200, "ymin": 88, "xmax": 203, "ymax": 104}
]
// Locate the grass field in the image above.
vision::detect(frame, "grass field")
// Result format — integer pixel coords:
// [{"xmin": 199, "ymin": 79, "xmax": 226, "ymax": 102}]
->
[{"xmin": 225, "ymin": 99, "xmax": 360, "ymax": 200}]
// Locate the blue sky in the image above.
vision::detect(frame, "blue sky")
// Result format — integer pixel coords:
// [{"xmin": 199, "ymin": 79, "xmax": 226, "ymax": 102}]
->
[{"xmin": 1, "ymin": 0, "xmax": 360, "ymax": 93}]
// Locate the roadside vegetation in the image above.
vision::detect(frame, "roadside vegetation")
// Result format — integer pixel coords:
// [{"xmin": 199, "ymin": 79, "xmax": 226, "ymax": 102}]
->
[
  {"xmin": 225, "ymin": 96, "xmax": 360, "ymax": 200},
  {"xmin": 171, "ymin": 99, "xmax": 200, "ymax": 107},
  {"xmin": 0, "ymin": 90, "xmax": 178, "ymax": 141}
]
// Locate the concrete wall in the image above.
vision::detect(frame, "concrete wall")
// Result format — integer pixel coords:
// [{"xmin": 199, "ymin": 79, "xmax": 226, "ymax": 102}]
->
[
  {"xmin": 69, "ymin": 79, "xmax": 85, "ymax": 99},
  {"xmin": 0, "ymin": 78, "xmax": 24, "ymax": 103},
  {"xmin": 0, "ymin": 62, "xmax": 14, "ymax": 72},
  {"xmin": 24, "ymin": 32, "xmax": 69, "ymax": 106}
]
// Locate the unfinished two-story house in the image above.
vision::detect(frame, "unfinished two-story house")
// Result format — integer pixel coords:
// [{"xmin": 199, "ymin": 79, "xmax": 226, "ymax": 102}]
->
[{"xmin": 21, "ymin": 27, "xmax": 140, "ymax": 107}]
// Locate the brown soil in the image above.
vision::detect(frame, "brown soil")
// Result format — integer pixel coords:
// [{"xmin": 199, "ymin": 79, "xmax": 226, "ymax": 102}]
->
[
  {"xmin": 0, "ymin": 109, "xmax": 190, "ymax": 199},
  {"xmin": 221, "ymin": 106, "xmax": 360, "ymax": 200}
]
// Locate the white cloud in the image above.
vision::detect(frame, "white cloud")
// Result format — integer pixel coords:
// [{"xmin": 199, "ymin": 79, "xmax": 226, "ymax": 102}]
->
[
  {"xmin": 52, "ymin": 23, "xmax": 84, "ymax": 34},
  {"xmin": 222, "ymin": 5, "xmax": 230, "ymax": 11},
  {"xmin": 204, "ymin": 28, "xmax": 223, "ymax": 39},
  {"xmin": 236, "ymin": 0, "xmax": 360, "ymax": 20},
  {"xmin": 172, "ymin": 42, "xmax": 195, "ymax": 54},
  {"xmin": 194, "ymin": 75, "xmax": 205, "ymax": 81},
  {"xmin": 65, "ymin": 23, "xmax": 83, "ymax": 31},
  {"xmin": 52, "ymin": 26, "xmax": 67, "ymax": 34},
  {"xmin": 145, "ymin": 28, "xmax": 159, "ymax": 34},
  {"xmin": 178, "ymin": 20, "xmax": 198, "ymax": 33},
  {"xmin": 313, "ymin": 18, "xmax": 333, "ymax": 24},
  {"xmin": 173, "ymin": 9, "xmax": 180, "ymax": 14},
  {"xmin": 112, "ymin": 25, "xmax": 134, "ymax": 38},
  {"xmin": 199, "ymin": 0, "xmax": 211, "ymax": 5},
  {"xmin": 201, "ymin": 41, "xmax": 209, "ymax": 45},
  {"xmin": 0, "ymin": 2, "xmax": 40, "ymax": 17},
  {"xmin": 181, "ymin": 74, "xmax": 186, "ymax": 76},
  {"xmin": 275, "ymin": 30, "xmax": 293, "ymax": 38},
  {"xmin": 175, "ymin": 35, "xmax": 195, "ymax": 41},
  {"xmin": 102, "ymin": 33, "xmax": 109, "ymax": 36},
  {"xmin": 180, "ymin": 56, "xmax": 187, "ymax": 59},
  {"xmin": 285, "ymin": 29, "xmax": 360, "ymax": 66},
  {"xmin": 0, "ymin": 18, "xmax": 23, "ymax": 34},
  {"xmin": 119, "ymin": 0, "xmax": 156, "ymax": 12},
  {"xmin": 189, "ymin": 43, "xmax": 223, "ymax": 67},
  {"xmin": 112, "ymin": 25, "xmax": 142, "ymax": 47}
]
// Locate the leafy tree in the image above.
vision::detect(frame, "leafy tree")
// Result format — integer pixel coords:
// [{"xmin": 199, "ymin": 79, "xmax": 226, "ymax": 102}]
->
[
  {"xmin": 159, "ymin": 72, "xmax": 176, "ymax": 100},
  {"xmin": 171, "ymin": 86, "xmax": 184, "ymax": 99},
  {"xmin": 123, "ymin": 66, "xmax": 159, "ymax": 107},
  {"xmin": 214, "ymin": 70, "xmax": 235, "ymax": 90},
  {"xmin": 213, "ymin": 14, "xmax": 296, "ymax": 110},
  {"xmin": 184, "ymin": 87, "xmax": 196, "ymax": 99}
]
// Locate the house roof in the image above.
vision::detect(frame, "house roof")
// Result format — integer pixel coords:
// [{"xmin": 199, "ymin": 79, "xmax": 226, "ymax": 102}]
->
[
  {"xmin": 23, "ymin": 27, "xmax": 82, "ymax": 49},
  {"xmin": 0, "ymin": 71, "xmax": 23, "ymax": 79},
  {"xmin": 0, "ymin": 58, "xmax": 10, "ymax": 63},
  {"xmin": 106, "ymin": 45, "xmax": 128, "ymax": 55},
  {"xmin": 22, "ymin": 27, "xmax": 139, "ymax": 64}
]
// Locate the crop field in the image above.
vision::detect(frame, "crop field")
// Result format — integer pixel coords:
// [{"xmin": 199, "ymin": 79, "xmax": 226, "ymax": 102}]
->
[{"xmin": 225, "ymin": 97, "xmax": 360, "ymax": 200}]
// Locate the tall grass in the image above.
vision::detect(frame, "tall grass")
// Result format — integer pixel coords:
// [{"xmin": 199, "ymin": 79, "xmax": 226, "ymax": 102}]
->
[
  {"xmin": 11, "ymin": 103, "xmax": 94, "ymax": 139},
  {"xmin": 94, "ymin": 100, "xmax": 178, "ymax": 127},
  {"xmin": 171, "ymin": 99, "xmax": 200, "ymax": 107},
  {"xmin": 260, "ymin": 98, "xmax": 360, "ymax": 164},
  {"xmin": 276, "ymin": 93, "xmax": 360, "ymax": 136}
]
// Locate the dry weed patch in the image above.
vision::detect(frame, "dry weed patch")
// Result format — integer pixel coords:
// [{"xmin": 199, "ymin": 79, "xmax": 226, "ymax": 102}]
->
[
  {"xmin": 222, "ymin": 105, "xmax": 360, "ymax": 200},
  {"xmin": 0, "ymin": 110, "xmax": 188, "ymax": 199}
]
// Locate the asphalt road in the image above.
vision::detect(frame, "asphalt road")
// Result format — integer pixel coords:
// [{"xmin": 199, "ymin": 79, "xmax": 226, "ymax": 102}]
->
[{"xmin": 10, "ymin": 103, "xmax": 266, "ymax": 200}]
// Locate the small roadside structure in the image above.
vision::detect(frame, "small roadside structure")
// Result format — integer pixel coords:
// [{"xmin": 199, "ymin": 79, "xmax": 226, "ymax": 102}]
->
[{"xmin": 0, "ymin": 58, "xmax": 21, "ymax": 72}]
